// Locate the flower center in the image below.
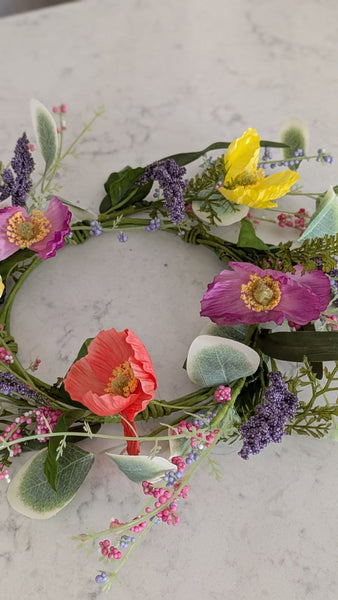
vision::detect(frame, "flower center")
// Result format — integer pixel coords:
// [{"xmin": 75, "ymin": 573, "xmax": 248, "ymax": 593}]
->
[
  {"xmin": 104, "ymin": 361, "xmax": 138, "ymax": 398},
  {"xmin": 7, "ymin": 210, "xmax": 51, "ymax": 249},
  {"xmin": 234, "ymin": 170, "xmax": 257, "ymax": 186},
  {"xmin": 241, "ymin": 274, "xmax": 281, "ymax": 312}
]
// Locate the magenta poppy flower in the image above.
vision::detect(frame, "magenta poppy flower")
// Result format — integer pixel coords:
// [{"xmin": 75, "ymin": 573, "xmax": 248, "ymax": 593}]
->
[
  {"xmin": 0, "ymin": 196, "xmax": 71, "ymax": 260},
  {"xmin": 200, "ymin": 262, "xmax": 330, "ymax": 327}
]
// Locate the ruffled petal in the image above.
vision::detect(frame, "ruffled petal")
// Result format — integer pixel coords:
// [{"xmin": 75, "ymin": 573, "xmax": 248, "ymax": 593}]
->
[
  {"xmin": 87, "ymin": 328, "xmax": 130, "ymax": 382},
  {"xmin": 64, "ymin": 355, "xmax": 106, "ymax": 403},
  {"xmin": 30, "ymin": 196, "xmax": 71, "ymax": 259},
  {"xmin": 289, "ymin": 266, "xmax": 330, "ymax": 312}
]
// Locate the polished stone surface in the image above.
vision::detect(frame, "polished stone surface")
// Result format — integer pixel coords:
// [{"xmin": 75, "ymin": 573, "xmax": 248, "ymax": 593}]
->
[{"xmin": 0, "ymin": 1, "xmax": 337, "ymax": 598}]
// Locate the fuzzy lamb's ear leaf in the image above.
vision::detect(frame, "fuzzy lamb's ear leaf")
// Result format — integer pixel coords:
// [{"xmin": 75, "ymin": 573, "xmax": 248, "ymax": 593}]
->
[
  {"xmin": 30, "ymin": 99, "xmax": 58, "ymax": 174},
  {"xmin": 280, "ymin": 118, "xmax": 309, "ymax": 170},
  {"xmin": 186, "ymin": 335, "xmax": 260, "ymax": 386},
  {"xmin": 298, "ymin": 186, "xmax": 338, "ymax": 241},
  {"xmin": 106, "ymin": 454, "xmax": 176, "ymax": 483},
  {"xmin": 7, "ymin": 443, "xmax": 94, "ymax": 519}
]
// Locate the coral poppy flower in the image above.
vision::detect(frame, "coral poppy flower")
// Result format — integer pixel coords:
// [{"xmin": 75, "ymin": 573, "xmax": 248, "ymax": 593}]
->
[
  {"xmin": 64, "ymin": 328, "xmax": 157, "ymax": 455},
  {"xmin": 0, "ymin": 196, "xmax": 71, "ymax": 260},
  {"xmin": 218, "ymin": 128, "xmax": 300, "ymax": 209},
  {"xmin": 200, "ymin": 262, "xmax": 330, "ymax": 326}
]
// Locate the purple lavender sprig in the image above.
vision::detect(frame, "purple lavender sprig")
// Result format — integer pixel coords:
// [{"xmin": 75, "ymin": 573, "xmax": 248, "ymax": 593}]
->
[
  {"xmin": 138, "ymin": 159, "xmax": 187, "ymax": 225},
  {"xmin": 0, "ymin": 371, "xmax": 46, "ymax": 405},
  {"xmin": 239, "ymin": 371, "xmax": 299, "ymax": 460},
  {"xmin": 0, "ymin": 132, "xmax": 35, "ymax": 206}
]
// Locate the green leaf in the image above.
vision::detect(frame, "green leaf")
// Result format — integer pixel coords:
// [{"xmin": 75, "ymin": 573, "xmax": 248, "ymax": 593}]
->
[
  {"xmin": 298, "ymin": 186, "xmax": 338, "ymax": 241},
  {"xmin": 73, "ymin": 337, "xmax": 93, "ymax": 362},
  {"xmin": 106, "ymin": 454, "xmax": 175, "ymax": 483},
  {"xmin": 256, "ymin": 331, "xmax": 338, "ymax": 362},
  {"xmin": 0, "ymin": 249, "xmax": 35, "ymax": 280},
  {"xmin": 43, "ymin": 414, "xmax": 67, "ymax": 491},
  {"xmin": 100, "ymin": 166, "xmax": 150, "ymax": 213},
  {"xmin": 7, "ymin": 443, "xmax": 94, "ymax": 519},
  {"xmin": 186, "ymin": 335, "xmax": 260, "ymax": 386},
  {"xmin": 169, "ymin": 435, "xmax": 192, "ymax": 459},
  {"xmin": 192, "ymin": 200, "xmax": 248, "ymax": 226},
  {"xmin": 30, "ymin": 99, "xmax": 58, "ymax": 174},
  {"xmin": 280, "ymin": 118, "xmax": 308, "ymax": 170},
  {"xmin": 237, "ymin": 219, "xmax": 270, "ymax": 250},
  {"xmin": 200, "ymin": 322, "xmax": 249, "ymax": 343}
]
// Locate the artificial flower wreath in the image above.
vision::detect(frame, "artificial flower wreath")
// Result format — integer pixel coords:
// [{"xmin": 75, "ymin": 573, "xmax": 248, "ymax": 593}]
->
[{"xmin": 0, "ymin": 101, "xmax": 337, "ymax": 589}]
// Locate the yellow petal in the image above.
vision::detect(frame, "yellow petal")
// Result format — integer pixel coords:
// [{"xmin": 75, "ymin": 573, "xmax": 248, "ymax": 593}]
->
[
  {"xmin": 0, "ymin": 276, "xmax": 4, "ymax": 299},
  {"xmin": 219, "ymin": 169, "xmax": 300, "ymax": 209},
  {"xmin": 224, "ymin": 128, "xmax": 260, "ymax": 183}
]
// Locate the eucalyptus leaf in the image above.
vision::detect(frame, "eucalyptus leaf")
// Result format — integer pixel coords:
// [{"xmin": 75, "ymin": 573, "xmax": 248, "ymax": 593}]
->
[
  {"xmin": 30, "ymin": 99, "xmax": 58, "ymax": 174},
  {"xmin": 192, "ymin": 200, "xmax": 248, "ymax": 226},
  {"xmin": 106, "ymin": 453, "xmax": 175, "ymax": 483},
  {"xmin": 7, "ymin": 443, "xmax": 94, "ymax": 519},
  {"xmin": 298, "ymin": 186, "xmax": 338, "ymax": 241},
  {"xmin": 186, "ymin": 335, "xmax": 260, "ymax": 386},
  {"xmin": 237, "ymin": 219, "xmax": 270, "ymax": 250}
]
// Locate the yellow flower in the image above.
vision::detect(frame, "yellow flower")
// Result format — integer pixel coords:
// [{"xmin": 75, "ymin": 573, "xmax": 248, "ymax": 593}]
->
[
  {"xmin": 0, "ymin": 276, "xmax": 4, "ymax": 298},
  {"xmin": 218, "ymin": 128, "xmax": 300, "ymax": 209}
]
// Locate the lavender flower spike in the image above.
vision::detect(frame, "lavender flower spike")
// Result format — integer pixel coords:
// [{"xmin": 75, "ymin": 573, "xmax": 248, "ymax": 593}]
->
[
  {"xmin": 239, "ymin": 371, "xmax": 299, "ymax": 460},
  {"xmin": 0, "ymin": 132, "xmax": 35, "ymax": 206},
  {"xmin": 139, "ymin": 159, "xmax": 187, "ymax": 225}
]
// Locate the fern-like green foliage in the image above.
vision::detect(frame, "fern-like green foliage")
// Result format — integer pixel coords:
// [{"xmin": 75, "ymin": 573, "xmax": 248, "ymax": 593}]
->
[
  {"xmin": 275, "ymin": 234, "xmax": 338, "ymax": 273},
  {"xmin": 286, "ymin": 359, "xmax": 338, "ymax": 438}
]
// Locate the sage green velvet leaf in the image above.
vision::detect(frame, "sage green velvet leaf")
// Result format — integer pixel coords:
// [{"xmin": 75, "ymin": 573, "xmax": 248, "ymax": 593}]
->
[
  {"xmin": 169, "ymin": 435, "xmax": 192, "ymax": 460},
  {"xmin": 237, "ymin": 219, "xmax": 270, "ymax": 250},
  {"xmin": 7, "ymin": 443, "xmax": 94, "ymax": 519},
  {"xmin": 43, "ymin": 414, "xmax": 67, "ymax": 491},
  {"xmin": 186, "ymin": 335, "xmax": 260, "ymax": 386},
  {"xmin": 30, "ymin": 99, "xmax": 58, "ymax": 174},
  {"xmin": 280, "ymin": 118, "xmax": 308, "ymax": 170},
  {"xmin": 200, "ymin": 322, "xmax": 248, "ymax": 343},
  {"xmin": 106, "ymin": 454, "xmax": 175, "ymax": 484},
  {"xmin": 192, "ymin": 200, "xmax": 248, "ymax": 226},
  {"xmin": 298, "ymin": 186, "xmax": 338, "ymax": 241}
]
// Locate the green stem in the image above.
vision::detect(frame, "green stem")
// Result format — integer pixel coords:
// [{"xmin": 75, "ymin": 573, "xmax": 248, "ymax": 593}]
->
[{"xmin": 0, "ymin": 256, "xmax": 41, "ymax": 331}]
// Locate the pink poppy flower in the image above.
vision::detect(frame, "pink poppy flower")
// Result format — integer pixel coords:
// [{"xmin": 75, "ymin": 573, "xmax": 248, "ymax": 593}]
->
[
  {"xmin": 0, "ymin": 196, "xmax": 71, "ymax": 260},
  {"xmin": 64, "ymin": 328, "xmax": 157, "ymax": 456},
  {"xmin": 200, "ymin": 262, "xmax": 330, "ymax": 327}
]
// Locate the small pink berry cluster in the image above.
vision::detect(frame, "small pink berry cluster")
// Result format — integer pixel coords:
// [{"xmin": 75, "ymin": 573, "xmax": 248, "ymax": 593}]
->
[
  {"xmin": 322, "ymin": 313, "xmax": 338, "ymax": 331},
  {"xmin": 1, "ymin": 422, "xmax": 24, "ymax": 456},
  {"xmin": 143, "ymin": 482, "xmax": 181, "ymax": 526},
  {"xmin": 32, "ymin": 358, "xmax": 41, "ymax": 371},
  {"xmin": 0, "ymin": 463, "xmax": 10, "ymax": 483},
  {"xmin": 277, "ymin": 208, "xmax": 309, "ymax": 233},
  {"xmin": 52, "ymin": 103, "xmax": 67, "ymax": 133},
  {"xmin": 246, "ymin": 212, "xmax": 261, "ymax": 228},
  {"xmin": 33, "ymin": 407, "xmax": 62, "ymax": 442},
  {"xmin": 214, "ymin": 385, "xmax": 231, "ymax": 403},
  {"xmin": 99, "ymin": 539, "xmax": 122, "ymax": 560},
  {"xmin": 0, "ymin": 347, "xmax": 14, "ymax": 364}
]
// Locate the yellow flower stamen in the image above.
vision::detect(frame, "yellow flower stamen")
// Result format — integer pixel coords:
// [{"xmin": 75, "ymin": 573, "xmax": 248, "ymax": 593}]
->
[
  {"xmin": 105, "ymin": 360, "xmax": 138, "ymax": 398},
  {"xmin": 241, "ymin": 274, "xmax": 281, "ymax": 312},
  {"xmin": 7, "ymin": 210, "xmax": 51, "ymax": 249}
]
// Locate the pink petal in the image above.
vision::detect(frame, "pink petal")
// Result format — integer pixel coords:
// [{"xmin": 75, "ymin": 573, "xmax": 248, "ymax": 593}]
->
[
  {"xmin": 289, "ymin": 266, "xmax": 330, "ymax": 312},
  {"xmin": 30, "ymin": 196, "xmax": 71, "ymax": 259},
  {"xmin": 0, "ymin": 206, "xmax": 26, "ymax": 260}
]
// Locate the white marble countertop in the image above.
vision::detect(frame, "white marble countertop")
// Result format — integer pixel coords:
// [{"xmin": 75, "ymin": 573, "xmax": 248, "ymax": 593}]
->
[{"xmin": 1, "ymin": 1, "xmax": 338, "ymax": 598}]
